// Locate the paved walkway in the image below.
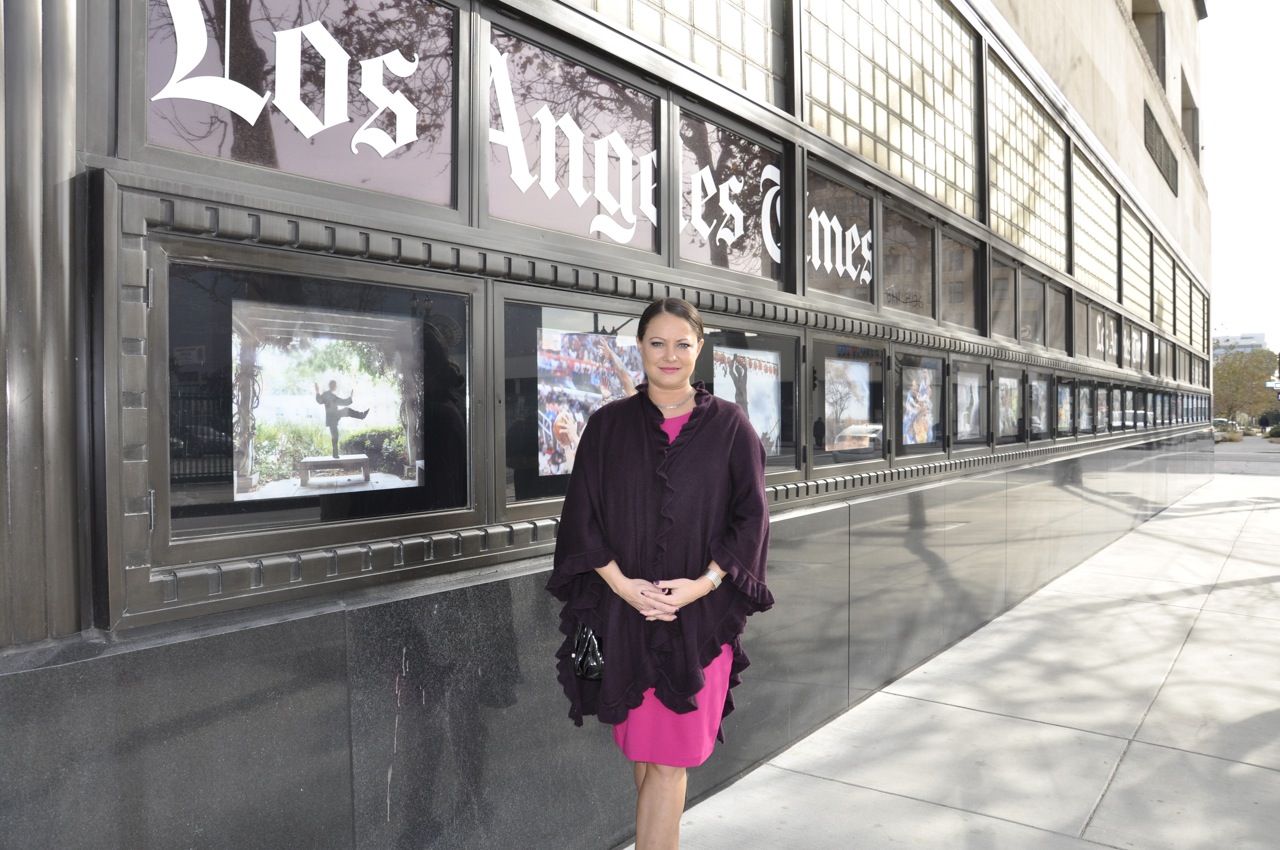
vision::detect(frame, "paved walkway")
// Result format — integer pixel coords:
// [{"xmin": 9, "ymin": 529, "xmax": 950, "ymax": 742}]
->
[{"xmin": 666, "ymin": 471, "xmax": 1280, "ymax": 849}]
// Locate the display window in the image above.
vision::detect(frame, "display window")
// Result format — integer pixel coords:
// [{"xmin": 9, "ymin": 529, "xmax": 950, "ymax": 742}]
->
[
  {"xmin": 166, "ymin": 257, "xmax": 474, "ymax": 538},
  {"xmin": 1077, "ymin": 382, "xmax": 1094, "ymax": 433},
  {"xmin": 1028, "ymin": 372, "xmax": 1051, "ymax": 441},
  {"xmin": 991, "ymin": 257, "xmax": 1016, "ymax": 339},
  {"xmin": 810, "ymin": 339, "xmax": 886, "ymax": 466},
  {"xmin": 940, "ymin": 235, "xmax": 980, "ymax": 331},
  {"xmin": 501, "ymin": 297, "xmax": 799, "ymax": 507},
  {"xmin": 1111, "ymin": 388, "xmax": 1124, "ymax": 430},
  {"xmin": 896, "ymin": 353, "xmax": 944, "ymax": 455},
  {"xmin": 995, "ymin": 367, "xmax": 1025, "ymax": 445},
  {"xmin": 1056, "ymin": 378, "xmax": 1075, "ymax": 437},
  {"xmin": 147, "ymin": 0, "xmax": 456, "ymax": 205},
  {"xmin": 1095, "ymin": 385, "xmax": 1109, "ymax": 433},
  {"xmin": 952, "ymin": 360, "xmax": 989, "ymax": 448}
]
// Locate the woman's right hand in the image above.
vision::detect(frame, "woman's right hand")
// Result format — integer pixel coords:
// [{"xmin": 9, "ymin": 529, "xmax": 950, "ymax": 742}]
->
[{"xmin": 596, "ymin": 562, "xmax": 680, "ymax": 621}]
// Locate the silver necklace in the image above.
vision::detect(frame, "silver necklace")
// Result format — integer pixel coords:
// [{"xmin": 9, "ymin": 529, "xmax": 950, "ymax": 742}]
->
[{"xmin": 653, "ymin": 388, "xmax": 695, "ymax": 410}]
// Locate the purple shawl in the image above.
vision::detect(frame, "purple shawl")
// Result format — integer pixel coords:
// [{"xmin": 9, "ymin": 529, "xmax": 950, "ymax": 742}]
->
[{"xmin": 547, "ymin": 383, "xmax": 774, "ymax": 731}]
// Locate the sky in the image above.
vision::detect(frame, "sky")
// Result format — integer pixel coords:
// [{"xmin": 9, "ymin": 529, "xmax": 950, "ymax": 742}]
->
[{"xmin": 1201, "ymin": 1, "xmax": 1280, "ymax": 349}]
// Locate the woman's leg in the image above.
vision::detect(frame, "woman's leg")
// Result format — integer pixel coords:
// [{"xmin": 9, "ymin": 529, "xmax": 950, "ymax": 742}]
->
[{"xmin": 634, "ymin": 761, "xmax": 687, "ymax": 850}]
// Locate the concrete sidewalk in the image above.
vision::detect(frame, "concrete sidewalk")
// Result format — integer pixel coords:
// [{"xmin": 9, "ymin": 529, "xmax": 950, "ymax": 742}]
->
[{"xmin": 668, "ymin": 473, "xmax": 1280, "ymax": 849}]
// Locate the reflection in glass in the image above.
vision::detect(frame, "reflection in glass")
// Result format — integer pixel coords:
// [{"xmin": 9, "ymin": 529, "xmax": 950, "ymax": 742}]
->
[
  {"xmin": 883, "ymin": 210, "xmax": 933, "ymax": 318},
  {"xmin": 489, "ymin": 30, "xmax": 658, "ymax": 250},
  {"xmin": 148, "ymin": 0, "xmax": 455, "ymax": 204},
  {"xmin": 679, "ymin": 114, "xmax": 783, "ymax": 280},
  {"xmin": 940, "ymin": 237, "xmax": 979, "ymax": 330},
  {"xmin": 168, "ymin": 262, "xmax": 469, "ymax": 535},
  {"xmin": 991, "ymin": 260, "xmax": 1016, "ymax": 339},
  {"xmin": 1020, "ymin": 276, "xmax": 1044, "ymax": 345},
  {"xmin": 805, "ymin": 171, "xmax": 873, "ymax": 303},
  {"xmin": 1046, "ymin": 285, "xmax": 1068, "ymax": 351},
  {"xmin": 812, "ymin": 343, "xmax": 884, "ymax": 465}
]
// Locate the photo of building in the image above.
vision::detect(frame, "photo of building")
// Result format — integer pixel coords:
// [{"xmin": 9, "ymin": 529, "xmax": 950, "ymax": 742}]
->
[{"xmin": 0, "ymin": 1, "xmax": 1211, "ymax": 846}]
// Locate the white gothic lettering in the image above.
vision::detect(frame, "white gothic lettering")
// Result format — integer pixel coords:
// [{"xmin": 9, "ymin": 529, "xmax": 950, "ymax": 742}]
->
[
  {"xmin": 806, "ymin": 202, "xmax": 872, "ymax": 285},
  {"xmin": 151, "ymin": 0, "xmax": 421, "ymax": 158},
  {"xmin": 487, "ymin": 44, "xmax": 657, "ymax": 245}
]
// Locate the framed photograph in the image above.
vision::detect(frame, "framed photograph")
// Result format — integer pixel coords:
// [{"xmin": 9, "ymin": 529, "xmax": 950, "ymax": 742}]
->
[
  {"xmin": 811, "ymin": 341, "xmax": 885, "ymax": 465},
  {"xmin": 1029, "ymin": 375, "xmax": 1050, "ymax": 440},
  {"xmin": 1077, "ymin": 383, "xmax": 1094, "ymax": 433},
  {"xmin": 695, "ymin": 327, "xmax": 799, "ymax": 471},
  {"xmin": 167, "ymin": 261, "xmax": 472, "ymax": 537},
  {"xmin": 1095, "ymin": 386, "xmax": 1110, "ymax": 433},
  {"xmin": 1112, "ymin": 388, "xmax": 1124, "ymax": 430},
  {"xmin": 504, "ymin": 302, "xmax": 641, "ymax": 503},
  {"xmin": 1056, "ymin": 379, "xmax": 1074, "ymax": 437},
  {"xmin": 710, "ymin": 346, "xmax": 783, "ymax": 457},
  {"xmin": 996, "ymin": 369, "xmax": 1024, "ymax": 443},
  {"xmin": 1125, "ymin": 389, "xmax": 1137, "ymax": 428},
  {"xmin": 953, "ymin": 362, "xmax": 988, "ymax": 446},
  {"xmin": 898, "ymin": 353, "xmax": 943, "ymax": 454},
  {"xmin": 535, "ymin": 328, "xmax": 642, "ymax": 476}
]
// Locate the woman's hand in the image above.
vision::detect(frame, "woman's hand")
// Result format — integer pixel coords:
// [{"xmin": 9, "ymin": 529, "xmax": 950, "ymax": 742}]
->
[
  {"xmin": 646, "ymin": 578, "xmax": 711, "ymax": 612},
  {"xmin": 597, "ymin": 562, "xmax": 680, "ymax": 621}
]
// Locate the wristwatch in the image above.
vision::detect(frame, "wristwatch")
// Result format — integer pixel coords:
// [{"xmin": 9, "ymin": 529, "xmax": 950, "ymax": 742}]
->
[{"xmin": 702, "ymin": 568, "xmax": 723, "ymax": 590}]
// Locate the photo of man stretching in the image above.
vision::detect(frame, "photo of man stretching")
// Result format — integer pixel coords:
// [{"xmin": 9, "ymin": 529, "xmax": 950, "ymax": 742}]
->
[{"xmin": 315, "ymin": 380, "xmax": 368, "ymax": 458}]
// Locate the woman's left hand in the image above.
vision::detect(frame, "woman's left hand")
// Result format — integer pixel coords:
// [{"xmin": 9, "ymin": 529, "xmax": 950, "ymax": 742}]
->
[{"xmin": 643, "ymin": 578, "xmax": 711, "ymax": 611}]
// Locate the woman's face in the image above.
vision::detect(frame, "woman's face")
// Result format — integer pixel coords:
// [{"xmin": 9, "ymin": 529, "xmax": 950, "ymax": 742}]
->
[{"xmin": 641, "ymin": 312, "xmax": 704, "ymax": 392}]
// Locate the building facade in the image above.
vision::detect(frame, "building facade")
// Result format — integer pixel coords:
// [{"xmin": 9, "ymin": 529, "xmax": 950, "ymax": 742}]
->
[
  {"xmin": 1213, "ymin": 333, "xmax": 1267, "ymax": 360},
  {"xmin": 1, "ymin": 1, "xmax": 1211, "ymax": 847}
]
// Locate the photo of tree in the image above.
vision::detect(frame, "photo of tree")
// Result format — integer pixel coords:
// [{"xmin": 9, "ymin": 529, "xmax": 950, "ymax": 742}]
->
[{"xmin": 823, "ymin": 359, "xmax": 875, "ymax": 451}]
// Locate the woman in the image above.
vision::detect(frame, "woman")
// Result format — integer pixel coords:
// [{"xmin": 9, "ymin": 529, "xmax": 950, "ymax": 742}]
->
[{"xmin": 547, "ymin": 297, "xmax": 774, "ymax": 849}]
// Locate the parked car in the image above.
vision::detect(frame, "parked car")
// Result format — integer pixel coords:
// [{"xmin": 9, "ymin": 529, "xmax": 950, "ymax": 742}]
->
[
  {"xmin": 1212, "ymin": 418, "xmax": 1238, "ymax": 443},
  {"xmin": 178, "ymin": 425, "xmax": 233, "ymax": 457}
]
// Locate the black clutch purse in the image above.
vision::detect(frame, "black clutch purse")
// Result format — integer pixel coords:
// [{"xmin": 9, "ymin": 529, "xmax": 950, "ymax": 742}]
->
[{"xmin": 571, "ymin": 620, "xmax": 603, "ymax": 681}]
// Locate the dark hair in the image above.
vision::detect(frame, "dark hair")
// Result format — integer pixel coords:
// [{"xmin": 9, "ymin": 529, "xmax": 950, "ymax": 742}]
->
[{"xmin": 637, "ymin": 297, "xmax": 704, "ymax": 342}]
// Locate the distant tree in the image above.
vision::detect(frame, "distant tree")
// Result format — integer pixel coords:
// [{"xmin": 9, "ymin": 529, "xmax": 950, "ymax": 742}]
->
[{"xmin": 1214, "ymin": 348, "xmax": 1276, "ymax": 422}]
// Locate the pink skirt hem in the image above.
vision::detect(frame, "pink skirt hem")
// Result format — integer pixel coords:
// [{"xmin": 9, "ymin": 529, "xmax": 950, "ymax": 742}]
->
[{"xmin": 611, "ymin": 644, "xmax": 733, "ymax": 768}]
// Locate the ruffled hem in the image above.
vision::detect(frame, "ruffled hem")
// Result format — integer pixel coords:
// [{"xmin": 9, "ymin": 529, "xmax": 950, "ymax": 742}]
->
[
  {"xmin": 545, "ymin": 546, "xmax": 617, "ymax": 600},
  {"xmin": 709, "ymin": 538, "xmax": 775, "ymax": 612}
]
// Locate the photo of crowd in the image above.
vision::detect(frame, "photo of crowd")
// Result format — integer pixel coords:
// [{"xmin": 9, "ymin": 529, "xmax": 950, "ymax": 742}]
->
[
  {"xmin": 711, "ymin": 346, "xmax": 782, "ymax": 456},
  {"xmin": 536, "ymin": 329, "xmax": 642, "ymax": 476},
  {"xmin": 901, "ymin": 364, "xmax": 939, "ymax": 445}
]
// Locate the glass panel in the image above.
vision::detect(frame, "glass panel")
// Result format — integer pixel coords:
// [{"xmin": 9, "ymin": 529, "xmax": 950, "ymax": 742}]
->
[
  {"xmin": 148, "ymin": 0, "xmax": 455, "ymax": 205},
  {"xmin": 811, "ymin": 341, "xmax": 886, "ymax": 466},
  {"xmin": 1095, "ymin": 386, "xmax": 1109, "ymax": 433},
  {"xmin": 1120, "ymin": 204, "xmax": 1151, "ymax": 321},
  {"xmin": 1077, "ymin": 383, "xmax": 1094, "ymax": 433},
  {"xmin": 586, "ymin": 0, "xmax": 786, "ymax": 105},
  {"xmin": 1124, "ymin": 388, "xmax": 1136, "ymax": 428},
  {"xmin": 802, "ymin": 0, "xmax": 978, "ymax": 218},
  {"xmin": 1029, "ymin": 373, "xmax": 1050, "ymax": 440},
  {"xmin": 1056, "ymin": 379, "xmax": 1074, "ymax": 437},
  {"xmin": 1153, "ymin": 240, "xmax": 1175, "ymax": 335},
  {"xmin": 940, "ymin": 236, "xmax": 979, "ymax": 330},
  {"xmin": 168, "ymin": 261, "xmax": 470, "ymax": 536},
  {"xmin": 1019, "ymin": 276, "xmax": 1044, "ymax": 345},
  {"xmin": 503, "ymin": 302, "xmax": 642, "ymax": 502},
  {"xmin": 1074, "ymin": 298, "xmax": 1088, "ymax": 357},
  {"xmin": 954, "ymin": 362, "xmax": 988, "ymax": 446},
  {"xmin": 1089, "ymin": 305, "xmax": 1107, "ymax": 361},
  {"xmin": 995, "ymin": 369, "xmax": 1023, "ymax": 444},
  {"xmin": 1111, "ymin": 388, "xmax": 1124, "ymax": 429},
  {"xmin": 1046, "ymin": 285, "xmax": 1067, "ymax": 351},
  {"xmin": 1072, "ymin": 154, "xmax": 1119, "ymax": 301},
  {"xmin": 805, "ymin": 170, "xmax": 874, "ymax": 303},
  {"xmin": 1176, "ymin": 269, "xmax": 1193, "ymax": 345},
  {"xmin": 696, "ymin": 328, "xmax": 799, "ymax": 471},
  {"xmin": 489, "ymin": 30, "xmax": 659, "ymax": 251},
  {"xmin": 991, "ymin": 259, "xmax": 1016, "ymax": 338},
  {"xmin": 883, "ymin": 209, "xmax": 933, "ymax": 318},
  {"xmin": 987, "ymin": 54, "xmax": 1068, "ymax": 270},
  {"xmin": 898, "ymin": 353, "xmax": 944, "ymax": 454},
  {"xmin": 679, "ymin": 114, "xmax": 784, "ymax": 280}
]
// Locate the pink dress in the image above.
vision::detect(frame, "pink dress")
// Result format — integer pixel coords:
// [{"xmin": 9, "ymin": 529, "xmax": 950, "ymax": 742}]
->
[{"xmin": 611, "ymin": 410, "xmax": 733, "ymax": 768}]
